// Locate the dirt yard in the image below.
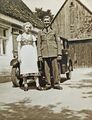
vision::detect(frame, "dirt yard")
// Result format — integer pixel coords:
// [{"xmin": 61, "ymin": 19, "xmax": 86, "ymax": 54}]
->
[{"xmin": 0, "ymin": 68, "xmax": 92, "ymax": 120}]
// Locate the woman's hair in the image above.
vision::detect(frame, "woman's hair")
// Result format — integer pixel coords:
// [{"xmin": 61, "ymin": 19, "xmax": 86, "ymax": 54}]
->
[{"xmin": 22, "ymin": 22, "xmax": 33, "ymax": 30}]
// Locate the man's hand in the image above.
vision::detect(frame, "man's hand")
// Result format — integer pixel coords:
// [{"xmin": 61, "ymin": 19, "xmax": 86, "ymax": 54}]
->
[{"xmin": 57, "ymin": 55, "xmax": 62, "ymax": 61}]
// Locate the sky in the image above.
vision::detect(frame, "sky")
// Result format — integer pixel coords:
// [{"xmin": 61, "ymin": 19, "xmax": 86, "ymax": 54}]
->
[
  {"xmin": 22, "ymin": 0, "xmax": 92, "ymax": 15},
  {"xmin": 22, "ymin": 0, "xmax": 65, "ymax": 15}
]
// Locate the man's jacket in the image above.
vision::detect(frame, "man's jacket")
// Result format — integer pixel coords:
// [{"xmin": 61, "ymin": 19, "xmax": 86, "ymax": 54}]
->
[{"xmin": 37, "ymin": 28, "xmax": 62, "ymax": 58}]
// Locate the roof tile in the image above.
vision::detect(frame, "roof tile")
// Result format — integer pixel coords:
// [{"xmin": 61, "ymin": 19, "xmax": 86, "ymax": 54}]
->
[{"xmin": 0, "ymin": 0, "xmax": 43, "ymax": 28}]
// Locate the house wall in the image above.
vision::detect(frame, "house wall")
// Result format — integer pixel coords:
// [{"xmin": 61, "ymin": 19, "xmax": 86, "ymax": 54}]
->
[
  {"xmin": 0, "ymin": 14, "xmax": 24, "ymax": 75},
  {"xmin": 0, "ymin": 21, "xmax": 13, "ymax": 75}
]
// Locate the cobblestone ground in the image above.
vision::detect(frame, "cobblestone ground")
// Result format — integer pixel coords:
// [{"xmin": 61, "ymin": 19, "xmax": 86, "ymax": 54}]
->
[{"xmin": 0, "ymin": 68, "xmax": 92, "ymax": 120}]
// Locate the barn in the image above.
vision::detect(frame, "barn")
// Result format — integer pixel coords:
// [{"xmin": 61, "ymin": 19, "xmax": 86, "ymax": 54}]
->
[
  {"xmin": 0, "ymin": 0, "xmax": 43, "ymax": 75},
  {"xmin": 51, "ymin": 0, "xmax": 92, "ymax": 67}
]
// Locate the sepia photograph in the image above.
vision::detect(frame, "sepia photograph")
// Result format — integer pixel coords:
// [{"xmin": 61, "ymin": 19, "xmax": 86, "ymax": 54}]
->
[{"xmin": 0, "ymin": 0, "xmax": 92, "ymax": 120}]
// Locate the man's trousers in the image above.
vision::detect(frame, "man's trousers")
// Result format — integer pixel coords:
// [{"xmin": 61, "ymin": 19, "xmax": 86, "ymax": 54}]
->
[{"xmin": 43, "ymin": 57, "xmax": 60, "ymax": 85}]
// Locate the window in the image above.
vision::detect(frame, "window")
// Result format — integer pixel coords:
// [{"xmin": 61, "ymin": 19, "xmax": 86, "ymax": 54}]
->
[{"xmin": 0, "ymin": 27, "xmax": 8, "ymax": 55}]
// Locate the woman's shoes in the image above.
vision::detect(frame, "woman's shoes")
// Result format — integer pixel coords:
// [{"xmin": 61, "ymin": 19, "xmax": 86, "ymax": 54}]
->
[
  {"xmin": 24, "ymin": 86, "xmax": 28, "ymax": 91},
  {"xmin": 24, "ymin": 84, "xmax": 28, "ymax": 91}
]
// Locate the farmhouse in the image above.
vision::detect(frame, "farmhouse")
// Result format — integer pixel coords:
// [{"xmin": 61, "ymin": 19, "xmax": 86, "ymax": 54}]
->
[
  {"xmin": 0, "ymin": 0, "xmax": 43, "ymax": 75},
  {"xmin": 51, "ymin": 0, "xmax": 92, "ymax": 67}
]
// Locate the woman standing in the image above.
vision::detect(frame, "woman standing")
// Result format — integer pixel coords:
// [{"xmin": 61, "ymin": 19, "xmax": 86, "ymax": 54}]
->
[{"xmin": 17, "ymin": 22, "xmax": 42, "ymax": 91}]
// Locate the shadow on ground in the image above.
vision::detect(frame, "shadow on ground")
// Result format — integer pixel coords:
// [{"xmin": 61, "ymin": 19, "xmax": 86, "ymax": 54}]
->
[{"xmin": 0, "ymin": 101, "xmax": 92, "ymax": 120}]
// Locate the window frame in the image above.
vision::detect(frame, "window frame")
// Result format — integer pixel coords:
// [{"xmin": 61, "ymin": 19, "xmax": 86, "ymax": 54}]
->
[{"xmin": 0, "ymin": 26, "xmax": 9, "ymax": 55}]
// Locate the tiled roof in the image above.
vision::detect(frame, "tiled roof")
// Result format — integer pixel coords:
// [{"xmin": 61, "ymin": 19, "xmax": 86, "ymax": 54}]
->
[{"xmin": 0, "ymin": 0, "xmax": 43, "ymax": 28}]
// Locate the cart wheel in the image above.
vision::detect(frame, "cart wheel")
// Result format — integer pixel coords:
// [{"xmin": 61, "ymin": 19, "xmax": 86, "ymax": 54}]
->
[
  {"xmin": 11, "ymin": 67, "xmax": 20, "ymax": 87},
  {"xmin": 66, "ymin": 72, "xmax": 71, "ymax": 80}
]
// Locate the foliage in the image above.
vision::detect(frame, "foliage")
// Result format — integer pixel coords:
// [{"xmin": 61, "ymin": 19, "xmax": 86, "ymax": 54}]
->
[{"xmin": 34, "ymin": 8, "xmax": 54, "ymax": 21}]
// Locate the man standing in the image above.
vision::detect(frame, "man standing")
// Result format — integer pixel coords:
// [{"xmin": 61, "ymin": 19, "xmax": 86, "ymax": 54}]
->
[{"xmin": 37, "ymin": 16, "xmax": 62, "ymax": 90}]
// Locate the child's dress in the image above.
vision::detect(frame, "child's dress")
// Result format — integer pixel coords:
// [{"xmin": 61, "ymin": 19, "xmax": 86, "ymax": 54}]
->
[{"xmin": 17, "ymin": 33, "xmax": 39, "ymax": 76}]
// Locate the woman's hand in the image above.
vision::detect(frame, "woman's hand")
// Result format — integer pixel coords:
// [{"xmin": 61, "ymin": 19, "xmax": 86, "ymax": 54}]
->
[
  {"xmin": 18, "ymin": 57, "xmax": 21, "ymax": 63},
  {"xmin": 38, "ymin": 56, "xmax": 43, "ymax": 62}
]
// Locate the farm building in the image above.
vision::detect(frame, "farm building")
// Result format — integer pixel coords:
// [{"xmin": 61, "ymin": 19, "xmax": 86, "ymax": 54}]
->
[
  {"xmin": 51, "ymin": 0, "xmax": 92, "ymax": 67},
  {"xmin": 0, "ymin": 0, "xmax": 43, "ymax": 75}
]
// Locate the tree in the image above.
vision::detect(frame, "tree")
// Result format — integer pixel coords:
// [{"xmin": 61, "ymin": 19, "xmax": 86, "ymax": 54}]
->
[{"xmin": 34, "ymin": 8, "xmax": 54, "ymax": 21}]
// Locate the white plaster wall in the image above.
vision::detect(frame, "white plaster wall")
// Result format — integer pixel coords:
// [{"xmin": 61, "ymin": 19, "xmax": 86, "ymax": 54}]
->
[{"xmin": 0, "ymin": 27, "xmax": 13, "ymax": 75}]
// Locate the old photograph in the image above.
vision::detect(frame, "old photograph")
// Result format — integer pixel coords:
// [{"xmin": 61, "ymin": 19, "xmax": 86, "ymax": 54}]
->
[{"xmin": 0, "ymin": 0, "xmax": 92, "ymax": 120}]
